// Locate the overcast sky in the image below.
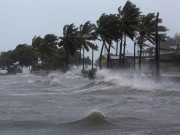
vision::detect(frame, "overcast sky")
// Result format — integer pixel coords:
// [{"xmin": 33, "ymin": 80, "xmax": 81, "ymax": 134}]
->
[{"xmin": 1, "ymin": 0, "xmax": 180, "ymax": 58}]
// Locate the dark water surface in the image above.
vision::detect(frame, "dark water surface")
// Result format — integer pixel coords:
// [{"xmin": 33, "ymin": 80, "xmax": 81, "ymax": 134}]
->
[{"xmin": 0, "ymin": 68, "xmax": 180, "ymax": 135}]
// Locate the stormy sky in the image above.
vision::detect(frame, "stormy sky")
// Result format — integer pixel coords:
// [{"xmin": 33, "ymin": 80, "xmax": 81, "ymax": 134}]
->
[{"xmin": 0, "ymin": 0, "xmax": 180, "ymax": 58}]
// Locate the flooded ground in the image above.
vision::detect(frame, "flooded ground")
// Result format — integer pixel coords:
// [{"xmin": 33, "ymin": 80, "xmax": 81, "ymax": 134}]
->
[{"xmin": 0, "ymin": 67, "xmax": 180, "ymax": 135}]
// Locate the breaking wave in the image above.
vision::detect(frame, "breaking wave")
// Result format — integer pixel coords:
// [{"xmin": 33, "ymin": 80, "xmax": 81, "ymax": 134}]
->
[
  {"xmin": 61, "ymin": 110, "xmax": 112, "ymax": 127},
  {"xmin": 27, "ymin": 79, "xmax": 43, "ymax": 84},
  {"xmin": 95, "ymin": 69, "xmax": 180, "ymax": 91},
  {"xmin": 80, "ymin": 81, "xmax": 114, "ymax": 89},
  {"xmin": 48, "ymin": 78, "xmax": 66, "ymax": 87}
]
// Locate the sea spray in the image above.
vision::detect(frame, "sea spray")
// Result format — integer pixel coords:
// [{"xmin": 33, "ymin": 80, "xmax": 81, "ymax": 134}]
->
[{"xmin": 95, "ymin": 69, "xmax": 180, "ymax": 91}]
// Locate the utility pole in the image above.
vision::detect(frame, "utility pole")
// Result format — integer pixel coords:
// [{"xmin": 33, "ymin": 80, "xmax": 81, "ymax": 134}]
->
[{"xmin": 155, "ymin": 12, "xmax": 160, "ymax": 82}]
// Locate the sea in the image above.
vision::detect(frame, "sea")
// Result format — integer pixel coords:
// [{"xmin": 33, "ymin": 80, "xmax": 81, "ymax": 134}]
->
[{"xmin": 0, "ymin": 67, "xmax": 180, "ymax": 135}]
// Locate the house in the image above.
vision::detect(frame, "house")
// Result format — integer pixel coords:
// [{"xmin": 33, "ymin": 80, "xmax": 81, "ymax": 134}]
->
[
  {"xmin": 148, "ymin": 46, "xmax": 180, "ymax": 73},
  {"xmin": 101, "ymin": 52, "xmax": 139, "ymax": 69}
]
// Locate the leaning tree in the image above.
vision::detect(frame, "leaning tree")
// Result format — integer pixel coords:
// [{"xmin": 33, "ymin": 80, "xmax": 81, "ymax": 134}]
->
[
  {"xmin": 117, "ymin": 1, "xmax": 141, "ymax": 68},
  {"xmin": 32, "ymin": 34, "xmax": 58, "ymax": 69},
  {"xmin": 78, "ymin": 21, "xmax": 98, "ymax": 70},
  {"xmin": 96, "ymin": 13, "xmax": 120, "ymax": 69},
  {"xmin": 132, "ymin": 13, "xmax": 167, "ymax": 71},
  {"xmin": 59, "ymin": 24, "xmax": 81, "ymax": 70}
]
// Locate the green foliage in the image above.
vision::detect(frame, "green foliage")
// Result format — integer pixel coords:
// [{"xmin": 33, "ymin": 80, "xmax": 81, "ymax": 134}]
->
[
  {"xmin": 97, "ymin": 13, "xmax": 120, "ymax": 44},
  {"xmin": 79, "ymin": 21, "xmax": 98, "ymax": 51},
  {"xmin": 59, "ymin": 24, "xmax": 81, "ymax": 56},
  {"xmin": 32, "ymin": 34, "xmax": 58, "ymax": 57},
  {"xmin": 97, "ymin": 13, "xmax": 121, "ymax": 68},
  {"xmin": 32, "ymin": 34, "xmax": 58, "ymax": 69},
  {"xmin": 0, "ymin": 44, "xmax": 35, "ymax": 67},
  {"xmin": 132, "ymin": 13, "xmax": 167, "ymax": 44},
  {"xmin": 119, "ymin": 0, "xmax": 141, "ymax": 40}
]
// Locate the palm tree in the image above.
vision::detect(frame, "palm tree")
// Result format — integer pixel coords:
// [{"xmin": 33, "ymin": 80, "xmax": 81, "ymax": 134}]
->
[
  {"xmin": 117, "ymin": 1, "xmax": 140, "ymax": 68},
  {"xmin": 132, "ymin": 13, "xmax": 167, "ymax": 71},
  {"xmin": 133, "ymin": 41, "xmax": 137, "ymax": 69},
  {"xmin": 59, "ymin": 24, "xmax": 81, "ymax": 70},
  {"xmin": 116, "ymin": 40, "xmax": 119, "ymax": 56},
  {"xmin": 96, "ymin": 13, "xmax": 120, "ymax": 69},
  {"xmin": 32, "ymin": 36, "xmax": 43, "ymax": 67},
  {"xmin": 32, "ymin": 34, "xmax": 58, "ymax": 69},
  {"xmin": 105, "ymin": 14, "xmax": 120, "ymax": 68},
  {"xmin": 135, "ymin": 36, "xmax": 150, "ymax": 70},
  {"xmin": 78, "ymin": 21, "xmax": 98, "ymax": 70},
  {"xmin": 96, "ymin": 14, "xmax": 109, "ymax": 69}
]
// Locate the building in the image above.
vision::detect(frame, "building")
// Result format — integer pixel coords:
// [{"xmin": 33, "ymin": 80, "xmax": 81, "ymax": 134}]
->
[
  {"xmin": 102, "ymin": 52, "xmax": 139, "ymax": 69},
  {"xmin": 149, "ymin": 46, "xmax": 180, "ymax": 73}
]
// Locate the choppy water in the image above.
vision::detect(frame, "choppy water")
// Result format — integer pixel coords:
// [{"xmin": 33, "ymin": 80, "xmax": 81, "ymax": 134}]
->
[{"xmin": 0, "ymin": 67, "xmax": 180, "ymax": 135}]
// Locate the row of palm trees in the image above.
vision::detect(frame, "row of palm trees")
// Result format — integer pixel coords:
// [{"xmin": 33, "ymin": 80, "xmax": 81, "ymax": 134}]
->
[
  {"xmin": 32, "ymin": 22, "xmax": 98, "ymax": 70},
  {"xmin": 97, "ymin": 1, "xmax": 167, "ymax": 71},
  {"xmin": 32, "ymin": 1, "xmax": 167, "ymax": 71}
]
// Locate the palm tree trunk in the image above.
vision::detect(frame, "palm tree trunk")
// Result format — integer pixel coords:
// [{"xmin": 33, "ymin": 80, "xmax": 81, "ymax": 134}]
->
[
  {"xmin": 99, "ymin": 41, "xmax": 105, "ymax": 69},
  {"xmin": 119, "ymin": 34, "xmax": 123, "ymax": 68},
  {"xmin": 66, "ymin": 51, "xmax": 69, "ymax": 70},
  {"xmin": 83, "ymin": 47, "xmax": 85, "ymax": 71},
  {"xmin": 139, "ymin": 35, "xmax": 144, "ymax": 72},
  {"xmin": 42, "ymin": 53, "xmax": 44, "ymax": 70},
  {"xmin": 107, "ymin": 41, "xmax": 111, "ymax": 68},
  {"xmin": 122, "ymin": 35, "xmax": 126, "ymax": 68},
  {"xmin": 79, "ymin": 47, "xmax": 81, "ymax": 66},
  {"xmin": 29, "ymin": 50, "xmax": 31, "ymax": 70},
  {"xmin": 116, "ymin": 40, "xmax": 118, "ymax": 56}
]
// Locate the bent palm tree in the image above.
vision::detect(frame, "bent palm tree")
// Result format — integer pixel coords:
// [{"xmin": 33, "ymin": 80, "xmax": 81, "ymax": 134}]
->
[
  {"xmin": 118, "ymin": 1, "xmax": 140, "ymax": 68},
  {"xmin": 32, "ymin": 34, "xmax": 58, "ymax": 69},
  {"xmin": 59, "ymin": 24, "xmax": 81, "ymax": 70},
  {"xmin": 78, "ymin": 21, "xmax": 98, "ymax": 70},
  {"xmin": 97, "ymin": 13, "xmax": 120, "ymax": 69},
  {"xmin": 132, "ymin": 13, "xmax": 167, "ymax": 71}
]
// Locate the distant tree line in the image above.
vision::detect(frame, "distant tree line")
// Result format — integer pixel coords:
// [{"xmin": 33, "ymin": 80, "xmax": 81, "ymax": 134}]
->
[{"xmin": 0, "ymin": 41, "xmax": 91, "ymax": 71}]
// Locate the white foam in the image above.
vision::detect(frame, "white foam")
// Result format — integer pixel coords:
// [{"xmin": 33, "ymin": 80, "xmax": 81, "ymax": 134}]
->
[
  {"xmin": 95, "ymin": 69, "xmax": 180, "ymax": 91},
  {"xmin": 28, "ymin": 79, "xmax": 34, "ymax": 83},
  {"xmin": 0, "ymin": 70, "xmax": 8, "ymax": 74}
]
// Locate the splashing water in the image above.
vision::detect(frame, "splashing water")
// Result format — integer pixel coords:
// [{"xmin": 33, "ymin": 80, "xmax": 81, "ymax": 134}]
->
[
  {"xmin": 1, "ymin": 67, "xmax": 180, "ymax": 135},
  {"xmin": 95, "ymin": 69, "xmax": 180, "ymax": 91}
]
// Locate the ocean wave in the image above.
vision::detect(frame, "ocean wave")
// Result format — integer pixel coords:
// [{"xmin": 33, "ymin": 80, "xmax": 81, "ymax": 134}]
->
[
  {"xmin": 48, "ymin": 72, "xmax": 62, "ymax": 78},
  {"xmin": 48, "ymin": 78, "xmax": 66, "ymax": 87},
  {"xmin": 95, "ymin": 70, "xmax": 180, "ymax": 91},
  {"xmin": 60, "ymin": 110, "xmax": 112, "ymax": 128},
  {"xmin": 27, "ymin": 79, "xmax": 43, "ymax": 84},
  {"xmin": 81, "ymin": 81, "xmax": 114, "ymax": 89}
]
